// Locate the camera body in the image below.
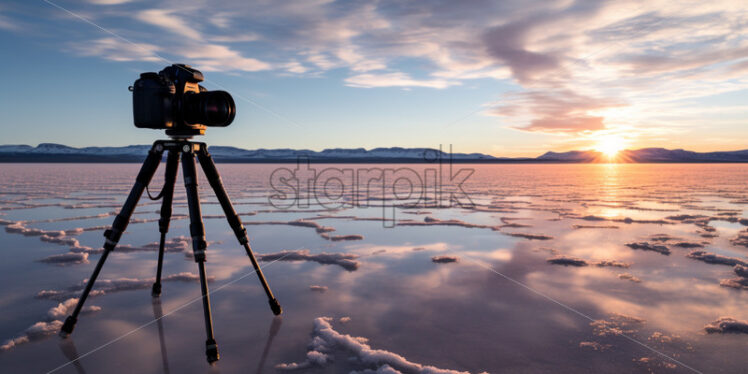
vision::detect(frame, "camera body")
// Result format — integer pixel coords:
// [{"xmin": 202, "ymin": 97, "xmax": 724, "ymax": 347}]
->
[{"xmin": 132, "ymin": 64, "xmax": 235, "ymax": 137}]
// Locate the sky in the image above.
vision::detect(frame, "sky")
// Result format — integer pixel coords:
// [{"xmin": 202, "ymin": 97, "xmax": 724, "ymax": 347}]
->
[{"xmin": 0, "ymin": 0, "xmax": 747, "ymax": 157}]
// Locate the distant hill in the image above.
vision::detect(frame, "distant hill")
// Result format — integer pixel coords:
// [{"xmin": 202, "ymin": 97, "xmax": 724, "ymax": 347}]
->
[
  {"xmin": 0, "ymin": 143, "xmax": 507, "ymax": 163},
  {"xmin": 538, "ymin": 148, "xmax": 748, "ymax": 163},
  {"xmin": 0, "ymin": 143, "xmax": 747, "ymax": 163}
]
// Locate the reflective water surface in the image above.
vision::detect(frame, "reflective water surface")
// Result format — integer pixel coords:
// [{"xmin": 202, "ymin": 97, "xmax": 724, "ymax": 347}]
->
[{"xmin": 1, "ymin": 163, "xmax": 747, "ymax": 373}]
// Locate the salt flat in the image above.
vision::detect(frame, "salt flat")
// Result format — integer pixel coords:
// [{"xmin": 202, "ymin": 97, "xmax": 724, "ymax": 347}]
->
[{"xmin": 1, "ymin": 163, "xmax": 747, "ymax": 373}]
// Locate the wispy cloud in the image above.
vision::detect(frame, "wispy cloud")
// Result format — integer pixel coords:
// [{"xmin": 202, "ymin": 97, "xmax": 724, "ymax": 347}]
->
[
  {"xmin": 491, "ymin": 90, "xmax": 624, "ymax": 134},
  {"xmin": 135, "ymin": 9, "xmax": 202, "ymax": 40},
  {"xmin": 345, "ymin": 72, "xmax": 457, "ymax": 89},
  {"xmin": 32, "ymin": 0, "xmax": 748, "ymax": 140},
  {"xmin": 87, "ymin": 0, "xmax": 136, "ymax": 4},
  {"xmin": 72, "ymin": 37, "xmax": 161, "ymax": 62}
]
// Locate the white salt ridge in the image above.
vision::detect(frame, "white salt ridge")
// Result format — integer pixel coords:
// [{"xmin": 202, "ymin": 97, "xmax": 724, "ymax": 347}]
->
[
  {"xmin": 275, "ymin": 317, "xmax": 473, "ymax": 373},
  {"xmin": 704, "ymin": 317, "xmax": 748, "ymax": 334},
  {"xmin": 0, "ymin": 298, "xmax": 100, "ymax": 351},
  {"xmin": 258, "ymin": 249, "xmax": 360, "ymax": 271},
  {"xmin": 36, "ymin": 272, "xmax": 208, "ymax": 301}
]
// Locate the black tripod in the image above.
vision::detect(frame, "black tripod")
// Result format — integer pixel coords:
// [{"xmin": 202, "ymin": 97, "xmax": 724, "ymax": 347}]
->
[{"xmin": 59, "ymin": 139, "xmax": 282, "ymax": 363}]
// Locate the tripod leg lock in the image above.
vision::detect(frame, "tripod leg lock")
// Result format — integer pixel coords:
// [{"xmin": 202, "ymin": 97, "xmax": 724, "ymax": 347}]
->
[
  {"xmin": 192, "ymin": 237, "xmax": 207, "ymax": 262},
  {"xmin": 158, "ymin": 217, "xmax": 171, "ymax": 233},
  {"xmin": 103, "ymin": 228, "xmax": 122, "ymax": 250}
]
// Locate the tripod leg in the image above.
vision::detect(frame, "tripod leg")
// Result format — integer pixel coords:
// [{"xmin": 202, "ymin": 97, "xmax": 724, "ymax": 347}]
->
[
  {"xmin": 61, "ymin": 146, "xmax": 164, "ymax": 336},
  {"xmin": 182, "ymin": 151, "xmax": 220, "ymax": 363},
  {"xmin": 197, "ymin": 149, "xmax": 282, "ymax": 315},
  {"xmin": 152, "ymin": 150, "xmax": 180, "ymax": 297}
]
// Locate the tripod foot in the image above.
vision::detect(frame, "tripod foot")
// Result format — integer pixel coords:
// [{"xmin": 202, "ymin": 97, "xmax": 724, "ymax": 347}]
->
[
  {"xmin": 269, "ymin": 298, "xmax": 282, "ymax": 316},
  {"xmin": 205, "ymin": 338, "xmax": 220, "ymax": 363},
  {"xmin": 60, "ymin": 316, "xmax": 77, "ymax": 337},
  {"xmin": 151, "ymin": 282, "xmax": 162, "ymax": 297}
]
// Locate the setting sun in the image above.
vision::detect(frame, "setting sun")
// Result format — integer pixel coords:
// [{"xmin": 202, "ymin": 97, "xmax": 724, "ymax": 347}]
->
[{"xmin": 595, "ymin": 135, "xmax": 627, "ymax": 159}]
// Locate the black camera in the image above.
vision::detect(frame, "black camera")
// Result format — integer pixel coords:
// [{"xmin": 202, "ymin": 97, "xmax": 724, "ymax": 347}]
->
[{"xmin": 131, "ymin": 64, "xmax": 236, "ymax": 137}]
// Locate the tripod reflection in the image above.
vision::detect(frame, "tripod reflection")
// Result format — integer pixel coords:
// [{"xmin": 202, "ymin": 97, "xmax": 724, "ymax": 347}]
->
[
  {"xmin": 152, "ymin": 298, "xmax": 171, "ymax": 374},
  {"xmin": 255, "ymin": 316, "xmax": 283, "ymax": 374},
  {"xmin": 58, "ymin": 338, "xmax": 87, "ymax": 374}
]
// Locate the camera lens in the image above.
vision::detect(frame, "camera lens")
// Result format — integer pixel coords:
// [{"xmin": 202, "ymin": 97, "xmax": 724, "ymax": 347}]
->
[{"xmin": 183, "ymin": 90, "xmax": 236, "ymax": 127}]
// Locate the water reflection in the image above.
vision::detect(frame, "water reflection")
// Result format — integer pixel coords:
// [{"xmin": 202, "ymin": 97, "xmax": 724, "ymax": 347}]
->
[
  {"xmin": 255, "ymin": 316, "xmax": 282, "ymax": 374},
  {"xmin": 151, "ymin": 298, "xmax": 170, "ymax": 374},
  {"xmin": 58, "ymin": 338, "xmax": 86, "ymax": 374},
  {"xmin": 2, "ymin": 163, "xmax": 748, "ymax": 372}
]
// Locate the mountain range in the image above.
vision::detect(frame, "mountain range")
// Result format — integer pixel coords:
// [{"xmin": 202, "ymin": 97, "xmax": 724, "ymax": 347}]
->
[{"xmin": 1, "ymin": 143, "xmax": 748, "ymax": 163}]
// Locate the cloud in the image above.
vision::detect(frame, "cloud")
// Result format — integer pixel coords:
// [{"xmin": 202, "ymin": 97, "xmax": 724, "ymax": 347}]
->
[
  {"xmin": 209, "ymin": 34, "xmax": 260, "ymax": 43},
  {"xmin": 704, "ymin": 317, "xmax": 748, "ymax": 334},
  {"xmin": 28, "ymin": 0, "xmax": 748, "ymax": 138},
  {"xmin": 492, "ymin": 90, "xmax": 623, "ymax": 134},
  {"xmin": 88, "ymin": 0, "xmax": 136, "ymax": 4},
  {"xmin": 135, "ymin": 9, "xmax": 202, "ymax": 40},
  {"xmin": 72, "ymin": 37, "xmax": 161, "ymax": 62},
  {"xmin": 482, "ymin": 20, "xmax": 561, "ymax": 84},
  {"xmin": 179, "ymin": 43, "xmax": 272, "ymax": 72},
  {"xmin": 257, "ymin": 249, "xmax": 360, "ymax": 271},
  {"xmin": 344, "ymin": 72, "xmax": 457, "ymax": 89},
  {"xmin": 70, "ymin": 8, "xmax": 273, "ymax": 73},
  {"xmin": 0, "ymin": 8, "xmax": 20, "ymax": 31},
  {"xmin": 275, "ymin": 317, "xmax": 470, "ymax": 373},
  {"xmin": 335, "ymin": 48, "xmax": 386, "ymax": 72},
  {"xmin": 283, "ymin": 61, "xmax": 310, "ymax": 74}
]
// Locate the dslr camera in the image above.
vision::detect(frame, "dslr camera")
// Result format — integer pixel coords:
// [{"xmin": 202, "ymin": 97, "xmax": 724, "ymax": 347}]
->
[{"xmin": 131, "ymin": 64, "xmax": 236, "ymax": 137}]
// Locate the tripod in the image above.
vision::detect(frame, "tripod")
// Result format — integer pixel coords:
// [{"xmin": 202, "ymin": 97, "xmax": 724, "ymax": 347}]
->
[{"xmin": 59, "ymin": 139, "xmax": 282, "ymax": 363}]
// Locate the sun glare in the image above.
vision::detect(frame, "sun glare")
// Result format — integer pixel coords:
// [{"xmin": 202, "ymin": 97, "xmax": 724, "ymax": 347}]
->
[{"xmin": 595, "ymin": 136, "xmax": 626, "ymax": 159}]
